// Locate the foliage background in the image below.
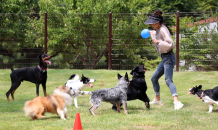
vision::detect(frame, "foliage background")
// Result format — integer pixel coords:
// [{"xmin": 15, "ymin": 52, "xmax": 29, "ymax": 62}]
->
[{"xmin": 0, "ymin": 0, "xmax": 218, "ymax": 70}]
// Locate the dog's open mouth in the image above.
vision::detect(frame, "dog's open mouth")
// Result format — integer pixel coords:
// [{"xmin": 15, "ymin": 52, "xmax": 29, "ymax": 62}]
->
[
  {"xmin": 45, "ymin": 60, "xmax": 51, "ymax": 65},
  {"xmin": 188, "ymin": 92, "xmax": 192, "ymax": 94},
  {"xmin": 88, "ymin": 83, "xmax": 93, "ymax": 88}
]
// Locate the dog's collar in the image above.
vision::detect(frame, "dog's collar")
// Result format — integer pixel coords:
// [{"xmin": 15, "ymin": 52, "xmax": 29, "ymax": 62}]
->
[
  {"xmin": 65, "ymin": 86, "xmax": 77, "ymax": 95},
  {"xmin": 200, "ymin": 91, "xmax": 204, "ymax": 99},
  {"xmin": 72, "ymin": 89, "xmax": 77, "ymax": 95},
  {"xmin": 38, "ymin": 65, "xmax": 47, "ymax": 72}
]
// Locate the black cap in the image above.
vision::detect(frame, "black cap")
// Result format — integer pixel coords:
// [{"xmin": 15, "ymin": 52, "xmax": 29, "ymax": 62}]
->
[{"xmin": 144, "ymin": 16, "xmax": 161, "ymax": 24}]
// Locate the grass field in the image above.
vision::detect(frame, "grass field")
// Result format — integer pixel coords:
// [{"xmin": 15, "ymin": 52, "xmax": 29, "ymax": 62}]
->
[{"xmin": 0, "ymin": 69, "xmax": 218, "ymax": 130}]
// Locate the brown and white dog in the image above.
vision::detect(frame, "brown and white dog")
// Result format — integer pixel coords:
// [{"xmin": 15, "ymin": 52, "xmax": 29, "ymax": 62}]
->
[{"xmin": 23, "ymin": 86, "xmax": 75, "ymax": 120}]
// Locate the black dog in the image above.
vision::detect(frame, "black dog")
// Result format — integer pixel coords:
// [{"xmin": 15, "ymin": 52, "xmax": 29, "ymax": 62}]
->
[
  {"xmin": 6, "ymin": 54, "xmax": 52, "ymax": 102},
  {"xmin": 189, "ymin": 85, "xmax": 218, "ymax": 113},
  {"xmin": 112, "ymin": 65, "xmax": 150, "ymax": 110}
]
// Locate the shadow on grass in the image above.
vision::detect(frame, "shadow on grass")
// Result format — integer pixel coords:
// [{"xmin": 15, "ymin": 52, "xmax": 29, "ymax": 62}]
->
[{"xmin": 24, "ymin": 116, "xmax": 63, "ymax": 121}]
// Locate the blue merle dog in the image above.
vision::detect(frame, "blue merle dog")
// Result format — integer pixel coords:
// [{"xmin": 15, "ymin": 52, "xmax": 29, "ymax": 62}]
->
[{"xmin": 87, "ymin": 73, "xmax": 129, "ymax": 116}]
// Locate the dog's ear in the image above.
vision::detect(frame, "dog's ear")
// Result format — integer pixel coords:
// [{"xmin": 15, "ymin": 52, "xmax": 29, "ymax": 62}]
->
[
  {"xmin": 117, "ymin": 73, "xmax": 122, "ymax": 79},
  {"xmin": 130, "ymin": 70, "xmax": 133, "ymax": 75},
  {"xmin": 37, "ymin": 55, "xmax": 41, "ymax": 60},
  {"xmin": 80, "ymin": 74, "xmax": 84, "ymax": 81},
  {"xmin": 124, "ymin": 72, "xmax": 129, "ymax": 82},
  {"xmin": 141, "ymin": 64, "xmax": 144, "ymax": 68},
  {"xmin": 130, "ymin": 67, "xmax": 135, "ymax": 75},
  {"xmin": 198, "ymin": 85, "xmax": 202, "ymax": 89}
]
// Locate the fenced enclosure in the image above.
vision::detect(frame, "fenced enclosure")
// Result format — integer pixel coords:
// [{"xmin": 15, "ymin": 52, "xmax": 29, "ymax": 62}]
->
[
  {"xmin": 0, "ymin": 11, "xmax": 218, "ymax": 71},
  {"xmin": 177, "ymin": 12, "xmax": 218, "ymax": 71}
]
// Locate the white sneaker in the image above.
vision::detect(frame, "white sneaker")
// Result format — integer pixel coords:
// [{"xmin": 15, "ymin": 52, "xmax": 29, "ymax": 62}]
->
[
  {"xmin": 150, "ymin": 98, "xmax": 163, "ymax": 105},
  {"xmin": 174, "ymin": 101, "xmax": 184, "ymax": 110}
]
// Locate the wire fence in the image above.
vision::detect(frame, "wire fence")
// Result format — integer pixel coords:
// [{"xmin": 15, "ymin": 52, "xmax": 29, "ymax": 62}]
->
[
  {"xmin": 178, "ymin": 12, "xmax": 218, "ymax": 71},
  {"xmin": 110, "ymin": 12, "xmax": 177, "ymax": 70},
  {"xmin": 0, "ymin": 11, "xmax": 217, "ymax": 71}
]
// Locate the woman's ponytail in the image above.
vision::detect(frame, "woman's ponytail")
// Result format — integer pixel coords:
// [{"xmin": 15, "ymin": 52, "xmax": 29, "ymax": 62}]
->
[{"xmin": 152, "ymin": 9, "xmax": 163, "ymax": 24}]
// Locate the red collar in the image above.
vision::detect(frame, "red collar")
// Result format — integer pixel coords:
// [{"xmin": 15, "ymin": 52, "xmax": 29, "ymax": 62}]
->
[
  {"xmin": 38, "ymin": 65, "xmax": 47, "ymax": 71},
  {"xmin": 200, "ymin": 91, "xmax": 204, "ymax": 99}
]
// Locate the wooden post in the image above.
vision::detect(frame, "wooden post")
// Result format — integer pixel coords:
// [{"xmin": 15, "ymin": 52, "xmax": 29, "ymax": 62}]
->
[
  {"xmin": 176, "ymin": 11, "xmax": 180, "ymax": 71},
  {"xmin": 44, "ymin": 12, "xmax": 47, "ymax": 54},
  {"xmin": 108, "ymin": 12, "xmax": 112, "ymax": 70}
]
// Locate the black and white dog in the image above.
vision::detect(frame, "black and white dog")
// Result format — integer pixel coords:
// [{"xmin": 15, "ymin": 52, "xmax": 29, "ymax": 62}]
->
[
  {"xmin": 112, "ymin": 65, "xmax": 150, "ymax": 111},
  {"xmin": 189, "ymin": 85, "xmax": 218, "ymax": 113},
  {"xmin": 87, "ymin": 73, "xmax": 129, "ymax": 116},
  {"xmin": 65, "ymin": 74, "xmax": 96, "ymax": 108}
]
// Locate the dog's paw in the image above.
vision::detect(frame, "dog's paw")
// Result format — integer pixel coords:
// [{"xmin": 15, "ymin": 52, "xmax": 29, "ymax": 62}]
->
[
  {"xmin": 61, "ymin": 117, "xmax": 66, "ymax": 120},
  {"xmin": 89, "ymin": 109, "xmax": 96, "ymax": 116},
  {"xmin": 145, "ymin": 102, "xmax": 150, "ymax": 109},
  {"xmin": 112, "ymin": 107, "xmax": 117, "ymax": 111}
]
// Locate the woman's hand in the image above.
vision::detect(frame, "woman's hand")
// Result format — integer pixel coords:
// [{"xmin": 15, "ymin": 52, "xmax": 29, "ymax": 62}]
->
[
  {"xmin": 149, "ymin": 31, "xmax": 158, "ymax": 44},
  {"xmin": 152, "ymin": 39, "xmax": 159, "ymax": 44}
]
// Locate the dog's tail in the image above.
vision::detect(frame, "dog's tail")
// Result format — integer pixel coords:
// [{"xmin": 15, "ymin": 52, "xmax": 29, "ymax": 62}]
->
[
  {"xmin": 11, "ymin": 67, "xmax": 14, "ymax": 71},
  {"xmin": 65, "ymin": 74, "xmax": 78, "ymax": 87},
  {"xmin": 77, "ymin": 91, "xmax": 92, "ymax": 95},
  {"xmin": 23, "ymin": 100, "xmax": 42, "ymax": 119},
  {"xmin": 23, "ymin": 100, "xmax": 34, "ymax": 117},
  {"xmin": 68, "ymin": 74, "xmax": 76, "ymax": 80}
]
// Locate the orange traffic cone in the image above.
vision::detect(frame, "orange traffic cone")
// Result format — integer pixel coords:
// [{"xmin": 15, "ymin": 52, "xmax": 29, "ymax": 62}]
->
[{"xmin": 73, "ymin": 113, "xmax": 82, "ymax": 130}]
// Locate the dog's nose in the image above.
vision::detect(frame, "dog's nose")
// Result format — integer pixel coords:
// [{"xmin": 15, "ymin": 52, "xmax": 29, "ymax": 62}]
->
[{"xmin": 70, "ymin": 87, "xmax": 72, "ymax": 89}]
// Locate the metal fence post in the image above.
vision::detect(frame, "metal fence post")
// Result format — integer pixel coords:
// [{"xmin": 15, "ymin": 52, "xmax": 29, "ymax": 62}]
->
[
  {"xmin": 44, "ymin": 12, "xmax": 47, "ymax": 54},
  {"xmin": 176, "ymin": 11, "xmax": 180, "ymax": 71},
  {"xmin": 108, "ymin": 12, "xmax": 112, "ymax": 70}
]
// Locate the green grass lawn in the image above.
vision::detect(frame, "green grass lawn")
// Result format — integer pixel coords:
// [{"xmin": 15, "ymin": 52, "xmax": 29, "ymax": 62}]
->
[{"xmin": 0, "ymin": 69, "xmax": 218, "ymax": 130}]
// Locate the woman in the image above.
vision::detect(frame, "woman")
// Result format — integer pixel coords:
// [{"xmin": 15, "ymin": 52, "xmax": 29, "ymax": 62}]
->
[{"xmin": 144, "ymin": 10, "xmax": 183, "ymax": 110}]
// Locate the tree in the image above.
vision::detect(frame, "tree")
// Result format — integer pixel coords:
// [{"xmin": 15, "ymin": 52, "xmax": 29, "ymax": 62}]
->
[
  {"xmin": 0, "ymin": 0, "xmax": 41, "ymax": 68},
  {"xmin": 25, "ymin": 0, "xmax": 155, "ymax": 69},
  {"xmin": 1, "ymin": 0, "xmax": 217, "ymax": 69},
  {"xmin": 171, "ymin": 12, "xmax": 218, "ymax": 71},
  {"xmin": 145, "ymin": 0, "xmax": 218, "ymax": 13}
]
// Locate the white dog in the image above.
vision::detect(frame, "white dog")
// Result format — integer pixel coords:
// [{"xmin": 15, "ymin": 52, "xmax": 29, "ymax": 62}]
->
[{"xmin": 65, "ymin": 74, "xmax": 96, "ymax": 108}]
